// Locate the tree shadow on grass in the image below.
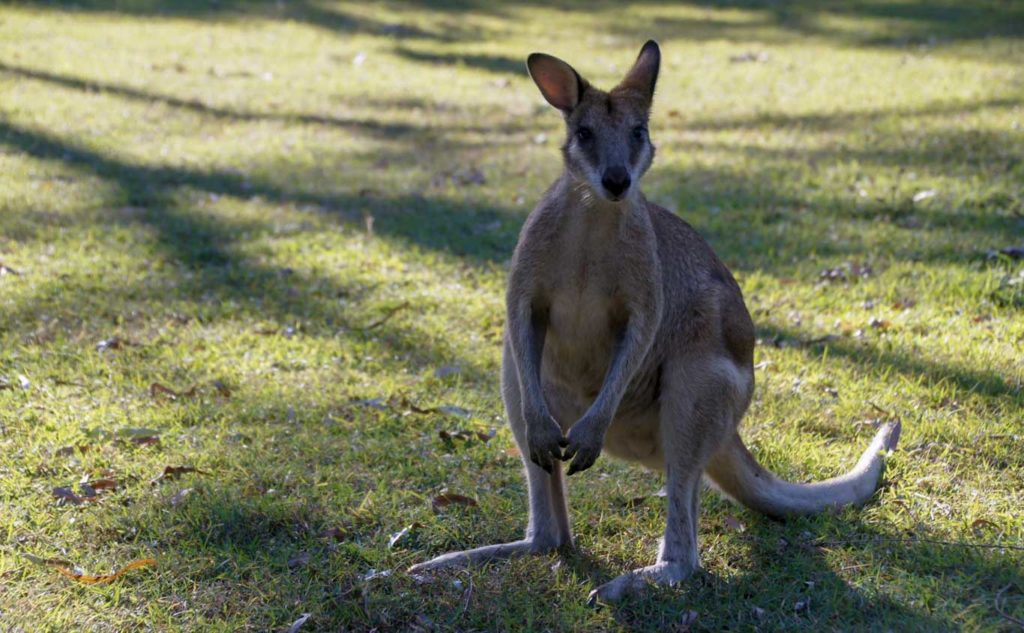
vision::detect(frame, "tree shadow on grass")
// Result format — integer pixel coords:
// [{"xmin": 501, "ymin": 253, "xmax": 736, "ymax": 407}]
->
[
  {"xmin": 13, "ymin": 0, "xmax": 1024, "ymax": 52},
  {"xmin": 393, "ymin": 47, "xmax": 525, "ymax": 76}
]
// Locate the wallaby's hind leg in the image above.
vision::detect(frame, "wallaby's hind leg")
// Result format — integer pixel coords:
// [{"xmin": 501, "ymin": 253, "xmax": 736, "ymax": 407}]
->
[
  {"xmin": 589, "ymin": 356, "xmax": 743, "ymax": 603},
  {"xmin": 408, "ymin": 349, "xmax": 572, "ymax": 574}
]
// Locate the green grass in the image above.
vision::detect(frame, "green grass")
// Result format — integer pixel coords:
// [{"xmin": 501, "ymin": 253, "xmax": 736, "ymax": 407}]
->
[{"xmin": 1, "ymin": 1, "xmax": 1022, "ymax": 630}]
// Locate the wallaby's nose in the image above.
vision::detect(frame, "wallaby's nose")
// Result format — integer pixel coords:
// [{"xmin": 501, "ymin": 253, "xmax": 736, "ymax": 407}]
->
[{"xmin": 601, "ymin": 166, "xmax": 631, "ymax": 199}]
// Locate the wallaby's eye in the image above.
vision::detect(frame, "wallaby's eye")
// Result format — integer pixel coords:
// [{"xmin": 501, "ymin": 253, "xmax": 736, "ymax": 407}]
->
[
  {"xmin": 632, "ymin": 126, "xmax": 647, "ymax": 141},
  {"xmin": 576, "ymin": 126, "xmax": 594, "ymax": 142}
]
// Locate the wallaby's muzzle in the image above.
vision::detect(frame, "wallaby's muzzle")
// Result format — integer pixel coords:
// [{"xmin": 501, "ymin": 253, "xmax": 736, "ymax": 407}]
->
[{"xmin": 600, "ymin": 166, "xmax": 631, "ymax": 200}]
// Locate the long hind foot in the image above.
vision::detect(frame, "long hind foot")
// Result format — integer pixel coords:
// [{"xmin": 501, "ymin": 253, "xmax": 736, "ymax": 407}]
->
[
  {"xmin": 588, "ymin": 561, "xmax": 697, "ymax": 604},
  {"xmin": 407, "ymin": 538, "xmax": 560, "ymax": 574}
]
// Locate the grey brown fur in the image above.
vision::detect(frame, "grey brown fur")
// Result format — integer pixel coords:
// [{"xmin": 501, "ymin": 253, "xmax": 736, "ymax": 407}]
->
[{"xmin": 409, "ymin": 40, "xmax": 900, "ymax": 603}]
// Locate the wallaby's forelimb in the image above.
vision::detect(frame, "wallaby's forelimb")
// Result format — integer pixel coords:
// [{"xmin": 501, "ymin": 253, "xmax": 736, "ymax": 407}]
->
[{"xmin": 507, "ymin": 296, "xmax": 565, "ymax": 473}]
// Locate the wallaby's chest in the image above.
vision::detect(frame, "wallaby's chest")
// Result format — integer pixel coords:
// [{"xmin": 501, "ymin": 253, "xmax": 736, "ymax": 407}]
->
[{"xmin": 541, "ymin": 219, "xmax": 628, "ymax": 391}]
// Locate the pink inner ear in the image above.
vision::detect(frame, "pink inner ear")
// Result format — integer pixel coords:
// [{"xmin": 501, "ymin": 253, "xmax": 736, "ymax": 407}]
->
[{"xmin": 530, "ymin": 57, "xmax": 578, "ymax": 111}]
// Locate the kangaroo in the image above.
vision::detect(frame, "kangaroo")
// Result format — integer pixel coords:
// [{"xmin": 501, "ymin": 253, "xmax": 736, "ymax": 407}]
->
[{"xmin": 409, "ymin": 40, "xmax": 900, "ymax": 603}]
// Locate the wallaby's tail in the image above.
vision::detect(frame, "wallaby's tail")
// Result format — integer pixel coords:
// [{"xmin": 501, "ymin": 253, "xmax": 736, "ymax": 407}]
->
[{"xmin": 704, "ymin": 422, "xmax": 901, "ymax": 519}]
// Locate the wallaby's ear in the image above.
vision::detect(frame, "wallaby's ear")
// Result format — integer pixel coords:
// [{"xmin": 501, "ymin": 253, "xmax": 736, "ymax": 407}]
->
[
  {"xmin": 527, "ymin": 53, "xmax": 587, "ymax": 113},
  {"xmin": 616, "ymin": 40, "xmax": 660, "ymax": 103}
]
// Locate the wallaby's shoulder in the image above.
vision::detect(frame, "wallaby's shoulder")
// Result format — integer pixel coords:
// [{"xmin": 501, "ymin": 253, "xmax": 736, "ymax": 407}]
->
[{"xmin": 644, "ymin": 200, "xmax": 729, "ymax": 280}]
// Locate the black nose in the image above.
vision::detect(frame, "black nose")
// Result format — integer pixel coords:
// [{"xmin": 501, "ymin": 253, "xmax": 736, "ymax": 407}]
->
[{"xmin": 601, "ymin": 166, "xmax": 631, "ymax": 198}]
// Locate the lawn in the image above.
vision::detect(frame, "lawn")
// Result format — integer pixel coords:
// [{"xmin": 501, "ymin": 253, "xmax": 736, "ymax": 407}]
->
[{"xmin": 1, "ymin": 1, "xmax": 1022, "ymax": 630}]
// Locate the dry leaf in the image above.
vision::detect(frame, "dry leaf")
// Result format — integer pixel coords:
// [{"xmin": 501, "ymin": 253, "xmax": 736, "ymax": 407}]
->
[
  {"xmin": 288, "ymin": 551, "xmax": 311, "ymax": 569},
  {"xmin": 318, "ymin": 527, "xmax": 347, "ymax": 541},
  {"xmin": 351, "ymin": 397, "xmax": 387, "ymax": 411},
  {"xmin": 132, "ymin": 435, "xmax": 161, "ymax": 446},
  {"xmin": 96, "ymin": 336, "xmax": 136, "ymax": 351},
  {"xmin": 970, "ymin": 518, "xmax": 999, "ymax": 534},
  {"xmin": 729, "ymin": 51, "xmax": 768, "ymax": 63},
  {"xmin": 996, "ymin": 245, "xmax": 1024, "ymax": 259},
  {"xmin": 868, "ymin": 317, "xmax": 891, "ymax": 330},
  {"xmin": 433, "ymin": 365, "xmax": 462, "ymax": 378},
  {"xmin": 150, "ymin": 382, "xmax": 197, "ymax": 400},
  {"xmin": 52, "ymin": 486, "xmax": 97, "ymax": 505},
  {"xmin": 211, "ymin": 379, "xmax": 232, "ymax": 397},
  {"xmin": 624, "ymin": 496, "xmax": 649, "ymax": 508},
  {"xmin": 431, "ymin": 493, "xmax": 478, "ymax": 512},
  {"xmin": 49, "ymin": 557, "xmax": 155, "ymax": 584},
  {"xmin": 723, "ymin": 516, "xmax": 745, "ymax": 531},
  {"xmin": 87, "ymin": 478, "xmax": 118, "ymax": 492},
  {"xmin": 151, "ymin": 465, "xmax": 209, "ymax": 485}
]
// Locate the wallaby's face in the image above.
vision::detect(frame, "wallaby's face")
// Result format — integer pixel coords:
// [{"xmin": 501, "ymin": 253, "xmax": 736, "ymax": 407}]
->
[{"xmin": 528, "ymin": 41, "xmax": 660, "ymax": 204}]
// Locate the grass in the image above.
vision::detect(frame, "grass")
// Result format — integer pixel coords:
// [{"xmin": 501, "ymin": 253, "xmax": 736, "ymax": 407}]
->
[{"xmin": 0, "ymin": 1, "xmax": 1022, "ymax": 630}]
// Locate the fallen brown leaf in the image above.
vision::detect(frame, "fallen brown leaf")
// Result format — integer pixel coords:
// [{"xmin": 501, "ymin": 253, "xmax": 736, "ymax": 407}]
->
[
  {"xmin": 52, "ymin": 486, "xmax": 98, "ymax": 505},
  {"xmin": 723, "ymin": 515, "xmax": 745, "ymax": 531},
  {"xmin": 868, "ymin": 317, "xmax": 891, "ymax": 330},
  {"xmin": 211, "ymin": 379, "xmax": 232, "ymax": 398},
  {"xmin": 288, "ymin": 551, "xmax": 311, "ymax": 569},
  {"xmin": 55, "ymin": 445, "xmax": 91, "ymax": 457},
  {"xmin": 96, "ymin": 336, "xmax": 136, "ymax": 352},
  {"xmin": 87, "ymin": 478, "xmax": 118, "ymax": 492},
  {"xmin": 431, "ymin": 493, "xmax": 478, "ymax": 512},
  {"xmin": 970, "ymin": 518, "xmax": 999, "ymax": 534},
  {"xmin": 318, "ymin": 527, "xmax": 347, "ymax": 541},
  {"xmin": 624, "ymin": 496, "xmax": 648, "ymax": 508},
  {"xmin": 25, "ymin": 555, "xmax": 156, "ymax": 584},
  {"xmin": 149, "ymin": 382, "xmax": 197, "ymax": 400},
  {"xmin": 151, "ymin": 465, "xmax": 209, "ymax": 485}
]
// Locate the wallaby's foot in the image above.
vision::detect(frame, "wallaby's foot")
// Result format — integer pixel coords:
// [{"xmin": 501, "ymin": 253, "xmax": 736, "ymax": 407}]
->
[
  {"xmin": 587, "ymin": 561, "xmax": 697, "ymax": 605},
  {"xmin": 407, "ymin": 538, "xmax": 562, "ymax": 574}
]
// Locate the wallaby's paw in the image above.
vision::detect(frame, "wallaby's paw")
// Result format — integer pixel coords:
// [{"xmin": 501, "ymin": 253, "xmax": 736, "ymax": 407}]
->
[
  {"xmin": 562, "ymin": 416, "xmax": 605, "ymax": 475},
  {"xmin": 587, "ymin": 561, "xmax": 695, "ymax": 605},
  {"xmin": 525, "ymin": 415, "xmax": 567, "ymax": 473}
]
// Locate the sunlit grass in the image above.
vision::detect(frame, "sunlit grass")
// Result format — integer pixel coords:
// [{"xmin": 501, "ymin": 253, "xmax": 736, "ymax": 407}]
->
[{"xmin": 1, "ymin": 1, "xmax": 1022, "ymax": 630}]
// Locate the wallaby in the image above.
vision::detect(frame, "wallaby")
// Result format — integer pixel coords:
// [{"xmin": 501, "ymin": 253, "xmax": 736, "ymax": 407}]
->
[{"xmin": 409, "ymin": 40, "xmax": 900, "ymax": 603}]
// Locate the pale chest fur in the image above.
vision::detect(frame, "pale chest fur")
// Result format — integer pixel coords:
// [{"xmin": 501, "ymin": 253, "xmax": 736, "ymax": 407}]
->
[{"xmin": 541, "ymin": 209, "xmax": 630, "ymax": 398}]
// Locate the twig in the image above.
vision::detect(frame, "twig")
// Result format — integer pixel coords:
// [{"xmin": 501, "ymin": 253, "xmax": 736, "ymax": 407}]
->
[
  {"xmin": 996, "ymin": 585, "xmax": 1024, "ymax": 629},
  {"xmin": 361, "ymin": 301, "xmax": 410, "ymax": 331}
]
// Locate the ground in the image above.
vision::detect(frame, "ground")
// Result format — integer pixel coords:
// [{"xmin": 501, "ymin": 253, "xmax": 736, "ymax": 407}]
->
[{"xmin": 1, "ymin": 1, "xmax": 1022, "ymax": 631}]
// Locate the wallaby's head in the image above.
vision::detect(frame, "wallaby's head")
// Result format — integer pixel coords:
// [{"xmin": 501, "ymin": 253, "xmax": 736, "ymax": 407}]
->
[{"xmin": 527, "ymin": 40, "xmax": 660, "ymax": 204}]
